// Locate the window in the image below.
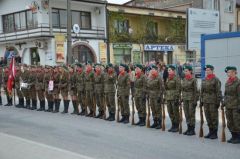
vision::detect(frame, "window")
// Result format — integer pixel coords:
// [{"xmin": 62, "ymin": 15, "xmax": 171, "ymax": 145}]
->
[
  {"xmin": 27, "ymin": 10, "xmax": 38, "ymax": 28},
  {"xmin": 52, "ymin": 9, "xmax": 60, "ymax": 28},
  {"xmin": 52, "ymin": 9, "xmax": 91, "ymax": 29},
  {"xmin": 80, "ymin": 12, "xmax": 91, "ymax": 29},
  {"xmin": 213, "ymin": 0, "xmax": 219, "ymax": 10},
  {"xmin": 114, "ymin": 19, "xmax": 129, "ymax": 33},
  {"xmin": 146, "ymin": 21, "xmax": 158, "ymax": 36},
  {"xmin": 225, "ymin": 0, "xmax": 234, "ymax": 13},
  {"xmin": 3, "ymin": 14, "xmax": 14, "ymax": 32},
  {"xmin": 2, "ymin": 10, "xmax": 37, "ymax": 32},
  {"xmin": 59, "ymin": 10, "xmax": 67, "ymax": 28},
  {"xmin": 229, "ymin": 23, "xmax": 233, "ymax": 32},
  {"xmin": 72, "ymin": 11, "xmax": 80, "ymax": 27}
]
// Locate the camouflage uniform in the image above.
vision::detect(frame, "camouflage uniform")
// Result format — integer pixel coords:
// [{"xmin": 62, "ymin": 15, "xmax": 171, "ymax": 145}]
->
[
  {"xmin": 200, "ymin": 75, "xmax": 221, "ymax": 139},
  {"xmin": 21, "ymin": 69, "xmax": 31, "ymax": 108},
  {"xmin": 36, "ymin": 68, "xmax": 46, "ymax": 111},
  {"xmin": 52, "ymin": 70, "xmax": 61, "ymax": 113},
  {"xmin": 15, "ymin": 69, "xmax": 24, "ymax": 107},
  {"xmin": 29, "ymin": 69, "xmax": 37, "ymax": 110},
  {"xmin": 117, "ymin": 72, "xmax": 130, "ymax": 123},
  {"xmin": 104, "ymin": 70, "xmax": 117, "ymax": 121},
  {"xmin": 94, "ymin": 72, "xmax": 104, "ymax": 118},
  {"xmin": 165, "ymin": 75, "xmax": 181, "ymax": 132},
  {"xmin": 76, "ymin": 71, "xmax": 86, "ymax": 115},
  {"xmin": 61, "ymin": 71, "xmax": 70, "ymax": 114},
  {"xmin": 224, "ymin": 76, "xmax": 240, "ymax": 143},
  {"xmin": 69, "ymin": 71, "xmax": 78, "ymax": 114},
  {"xmin": 134, "ymin": 73, "xmax": 147, "ymax": 126},
  {"xmin": 147, "ymin": 75, "xmax": 165, "ymax": 129},
  {"xmin": 44, "ymin": 68, "xmax": 54, "ymax": 112},
  {"xmin": 84, "ymin": 70, "xmax": 95, "ymax": 116},
  {"xmin": 182, "ymin": 76, "xmax": 198, "ymax": 135}
]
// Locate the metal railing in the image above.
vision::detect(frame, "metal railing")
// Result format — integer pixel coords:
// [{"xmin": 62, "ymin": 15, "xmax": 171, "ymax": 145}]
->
[{"xmin": 0, "ymin": 23, "xmax": 106, "ymax": 42}]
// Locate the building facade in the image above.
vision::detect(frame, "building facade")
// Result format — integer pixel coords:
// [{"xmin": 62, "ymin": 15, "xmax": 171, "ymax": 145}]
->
[
  {"xmin": 0, "ymin": 0, "xmax": 107, "ymax": 65},
  {"xmin": 125, "ymin": 0, "xmax": 238, "ymax": 33},
  {"xmin": 107, "ymin": 3, "xmax": 186, "ymax": 65}
]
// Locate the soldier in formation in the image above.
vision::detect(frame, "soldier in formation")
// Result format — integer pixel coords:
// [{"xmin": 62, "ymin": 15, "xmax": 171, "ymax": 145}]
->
[{"xmin": 2, "ymin": 62, "xmax": 239, "ymax": 144}]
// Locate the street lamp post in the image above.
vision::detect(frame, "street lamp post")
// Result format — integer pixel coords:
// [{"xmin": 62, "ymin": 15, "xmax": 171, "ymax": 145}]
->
[{"xmin": 67, "ymin": 0, "xmax": 72, "ymax": 64}]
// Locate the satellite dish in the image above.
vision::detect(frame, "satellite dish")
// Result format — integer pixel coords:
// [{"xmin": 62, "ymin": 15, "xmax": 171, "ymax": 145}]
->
[{"xmin": 73, "ymin": 24, "xmax": 80, "ymax": 34}]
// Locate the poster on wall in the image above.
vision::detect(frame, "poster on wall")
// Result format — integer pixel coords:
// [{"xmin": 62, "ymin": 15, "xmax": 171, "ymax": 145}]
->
[
  {"xmin": 99, "ymin": 42, "xmax": 107, "ymax": 64},
  {"xmin": 187, "ymin": 8, "xmax": 219, "ymax": 50},
  {"xmin": 55, "ymin": 34, "xmax": 65, "ymax": 63}
]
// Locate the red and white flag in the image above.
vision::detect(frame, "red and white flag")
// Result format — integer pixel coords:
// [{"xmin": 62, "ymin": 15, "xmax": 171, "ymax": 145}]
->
[{"xmin": 7, "ymin": 57, "xmax": 16, "ymax": 96}]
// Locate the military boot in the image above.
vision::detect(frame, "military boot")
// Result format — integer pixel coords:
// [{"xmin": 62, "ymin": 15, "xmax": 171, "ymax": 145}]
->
[
  {"xmin": 37, "ymin": 100, "xmax": 45, "ymax": 111},
  {"xmin": 79, "ymin": 109, "xmax": 86, "ymax": 116},
  {"xmin": 26, "ymin": 99, "xmax": 31, "ymax": 109},
  {"xmin": 155, "ymin": 119, "xmax": 162, "ymax": 129},
  {"xmin": 168, "ymin": 123, "xmax": 174, "ymax": 132},
  {"xmin": 4, "ymin": 96, "xmax": 10, "ymax": 106},
  {"xmin": 183, "ymin": 124, "xmax": 190, "ymax": 135},
  {"xmin": 171, "ymin": 123, "xmax": 179, "ymax": 133},
  {"xmin": 53, "ymin": 99, "xmax": 60, "ymax": 113},
  {"xmin": 123, "ymin": 115, "xmax": 129, "ymax": 124},
  {"xmin": 45, "ymin": 101, "xmax": 51, "ymax": 112},
  {"xmin": 71, "ymin": 101, "xmax": 78, "ymax": 115},
  {"xmin": 204, "ymin": 128, "xmax": 213, "ymax": 138},
  {"xmin": 118, "ymin": 116, "xmax": 125, "ymax": 123},
  {"xmin": 30, "ymin": 100, "xmax": 37, "ymax": 110},
  {"xmin": 86, "ymin": 110, "xmax": 94, "ymax": 117},
  {"xmin": 0, "ymin": 96, "xmax": 2, "ymax": 105},
  {"xmin": 16, "ymin": 98, "xmax": 23, "ymax": 108},
  {"xmin": 231, "ymin": 132, "xmax": 240, "ymax": 144},
  {"xmin": 134, "ymin": 117, "xmax": 142, "ymax": 126},
  {"xmin": 139, "ymin": 117, "xmax": 146, "ymax": 127},
  {"xmin": 108, "ymin": 113, "xmax": 115, "ymax": 121},
  {"xmin": 150, "ymin": 119, "xmax": 158, "ymax": 128},
  {"xmin": 187, "ymin": 125, "xmax": 196, "ymax": 136},
  {"xmin": 209, "ymin": 129, "xmax": 218, "ymax": 139},
  {"xmin": 62, "ymin": 100, "xmax": 69, "ymax": 114},
  {"xmin": 95, "ymin": 111, "xmax": 103, "ymax": 118},
  {"xmin": 9, "ymin": 98, "xmax": 13, "ymax": 106}
]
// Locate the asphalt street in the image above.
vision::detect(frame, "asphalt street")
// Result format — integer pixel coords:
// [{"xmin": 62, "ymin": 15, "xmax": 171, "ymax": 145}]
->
[{"xmin": 0, "ymin": 96, "xmax": 239, "ymax": 159}]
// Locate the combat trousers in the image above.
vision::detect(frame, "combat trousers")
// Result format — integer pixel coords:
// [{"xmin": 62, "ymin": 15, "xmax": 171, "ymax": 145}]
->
[
  {"xmin": 135, "ymin": 96, "xmax": 146, "ymax": 118},
  {"xmin": 149, "ymin": 97, "xmax": 162, "ymax": 120},
  {"xmin": 226, "ymin": 108, "xmax": 240, "ymax": 133},
  {"xmin": 85, "ymin": 90, "xmax": 94, "ymax": 112},
  {"xmin": 204, "ymin": 103, "xmax": 219, "ymax": 130},
  {"xmin": 95, "ymin": 92, "xmax": 104, "ymax": 113},
  {"xmin": 78, "ymin": 91, "xmax": 85, "ymax": 111},
  {"xmin": 105, "ymin": 92, "xmax": 115, "ymax": 114},
  {"xmin": 183, "ymin": 100, "xmax": 196, "ymax": 126},
  {"xmin": 119, "ymin": 95, "xmax": 130, "ymax": 116},
  {"xmin": 167, "ymin": 100, "xmax": 179, "ymax": 125}
]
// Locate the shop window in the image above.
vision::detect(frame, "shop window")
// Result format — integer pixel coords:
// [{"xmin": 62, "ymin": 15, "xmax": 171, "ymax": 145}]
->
[
  {"xmin": 167, "ymin": 51, "xmax": 173, "ymax": 64},
  {"xmin": 30, "ymin": 48, "xmax": 40, "ymax": 65},
  {"xmin": 114, "ymin": 48, "xmax": 131, "ymax": 64}
]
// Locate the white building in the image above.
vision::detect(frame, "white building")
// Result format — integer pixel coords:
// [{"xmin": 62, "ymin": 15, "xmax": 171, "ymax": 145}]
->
[{"xmin": 0, "ymin": 0, "xmax": 107, "ymax": 65}]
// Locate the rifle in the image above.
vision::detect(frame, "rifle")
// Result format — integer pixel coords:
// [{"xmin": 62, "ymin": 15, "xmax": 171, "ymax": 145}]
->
[
  {"xmin": 146, "ymin": 97, "xmax": 150, "ymax": 128},
  {"xmin": 131, "ymin": 96, "xmax": 135, "ymax": 125},
  {"xmin": 199, "ymin": 105, "xmax": 204, "ymax": 138},
  {"xmin": 179, "ymin": 100, "xmax": 183, "ymax": 134},
  {"xmin": 162, "ymin": 99, "xmax": 166, "ymax": 131},
  {"xmin": 116, "ymin": 96, "xmax": 120, "ymax": 122},
  {"xmin": 221, "ymin": 105, "xmax": 226, "ymax": 142}
]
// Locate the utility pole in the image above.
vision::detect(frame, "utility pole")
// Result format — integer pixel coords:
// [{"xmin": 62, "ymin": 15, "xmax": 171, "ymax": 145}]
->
[{"xmin": 67, "ymin": 0, "xmax": 72, "ymax": 64}]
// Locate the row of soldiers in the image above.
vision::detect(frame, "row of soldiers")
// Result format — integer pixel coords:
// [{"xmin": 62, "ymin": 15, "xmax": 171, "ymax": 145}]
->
[{"xmin": 0, "ymin": 62, "xmax": 240, "ymax": 144}]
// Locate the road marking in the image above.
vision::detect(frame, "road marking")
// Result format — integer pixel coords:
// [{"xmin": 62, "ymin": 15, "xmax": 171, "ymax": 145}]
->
[{"xmin": 0, "ymin": 132, "xmax": 94, "ymax": 159}]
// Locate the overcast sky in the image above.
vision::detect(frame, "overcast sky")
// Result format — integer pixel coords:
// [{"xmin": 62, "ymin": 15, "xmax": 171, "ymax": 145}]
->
[{"xmin": 107, "ymin": 0, "xmax": 130, "ymax": 4}]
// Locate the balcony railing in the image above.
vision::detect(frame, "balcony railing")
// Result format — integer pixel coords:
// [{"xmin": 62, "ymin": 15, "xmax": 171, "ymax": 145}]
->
[{"xmin": 0, "ymin": 23, "xmax": 106, "ymax": 43}]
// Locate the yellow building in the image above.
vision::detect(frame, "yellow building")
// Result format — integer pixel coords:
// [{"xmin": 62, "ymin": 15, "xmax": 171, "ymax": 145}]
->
[{"xmin": 107, "ymin": 3, "xmax": 187, "ymax": 65}]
